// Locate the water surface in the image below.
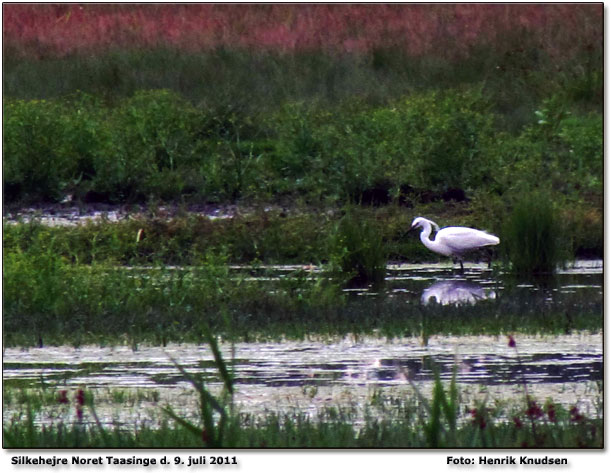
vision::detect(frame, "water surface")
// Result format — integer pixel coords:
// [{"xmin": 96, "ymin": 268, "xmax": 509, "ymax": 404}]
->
[
  {"xmin": 3, "ymin": 332, "xmax": 602, "ymax": 428},
  {"xmin": 3, "ymin": 260, "xmax": 602, "ymax": 428}
]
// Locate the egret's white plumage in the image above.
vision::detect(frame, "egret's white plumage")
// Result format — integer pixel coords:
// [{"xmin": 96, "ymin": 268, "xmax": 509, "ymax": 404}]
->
[{"xmin": 410, "ymin": 217, "xmax": 500, "ymax": 269}]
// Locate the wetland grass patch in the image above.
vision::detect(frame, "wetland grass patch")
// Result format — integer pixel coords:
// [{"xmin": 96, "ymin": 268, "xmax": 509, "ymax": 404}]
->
[
  {"xmin": 3, "ymin": 409, "xmax": 602, "ymax": 448},
  {"xmin": 3, "ymin": 379, "xmax": 602, "ymax": 448},
  {"xmin": 502, "ymin": 192, "xmax": 567, "ymax": 276},
  {"xmin": 2, "ymin": 214, "xmax": 602, "ymax": 347},
  {"xmin": 2, "ymin": 250, "xmax": 601, "ymax": 347},
  {"xmin": 329, "ymin": 207, "xmax": 387, "ymax": 287},
  {"xmin": 3, "ymin": 213, "xmax": 602, "ymax": 347}
]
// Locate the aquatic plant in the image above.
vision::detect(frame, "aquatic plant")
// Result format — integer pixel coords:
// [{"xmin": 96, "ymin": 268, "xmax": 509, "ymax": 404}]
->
[
  {"xmin": 501, "ymin": 191, "xmax": 566, "ymax": 275},
  {"xmin": 329, "ymin": 207, "xmax": 387, "ymax": 287},
  {"xmin": 408, "ymin": 366, "xmax": 459, "ymax": 447}
]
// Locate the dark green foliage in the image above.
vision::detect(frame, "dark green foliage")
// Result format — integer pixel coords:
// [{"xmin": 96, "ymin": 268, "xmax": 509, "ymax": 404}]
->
[
  {"xmin": 3, "ymin": 98, "xmax": 83, "ymax": 202},
  {"xmin": 502, "ymin": 192, "xmax": 567, "ymax": 275},
  {"xmin": 3, "ymin": 86, "xmax": 602, "ymax": 217},
  {"xmin": 97, "ymin": 90, "xmax": 205, "ymax": 201},
  {"xmin": 329, "ymin": 207, "xmax": 387, "ymax": 287}
]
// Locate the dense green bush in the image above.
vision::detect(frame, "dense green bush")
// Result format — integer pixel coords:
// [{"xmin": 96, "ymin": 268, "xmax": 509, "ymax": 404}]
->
[
  {"xmin": 3, "ymin": 99, "xmax": 77, "ymax": 201},
  {"xmin": 495, "ymin": 97, "xmax": 603, "ymax": 198},
  {"xmin": 264, "ymin": 90, "xmax": 498, "ymax": 203},
  {"xmin": 97, "ymin": 90, "xmax": 204, "ymax": 200},
  {"xmin": 2, "ymin": 88, "xmax": 602, "ymax": 215},
  {"xmin": 321, "ymin": 90, "xmax": 497, "ymax": 197}
]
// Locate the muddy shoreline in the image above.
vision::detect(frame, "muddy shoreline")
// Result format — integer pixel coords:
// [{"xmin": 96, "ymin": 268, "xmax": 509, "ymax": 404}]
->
[{"xmin": 2, "ymin": 202, "xmax": 297, "ymax": 226}]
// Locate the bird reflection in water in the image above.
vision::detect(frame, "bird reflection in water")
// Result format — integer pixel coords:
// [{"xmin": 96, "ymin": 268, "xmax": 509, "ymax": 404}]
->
[{"xmin": 421, "ymin": 280, "xmax": 496, "ymax": 306}]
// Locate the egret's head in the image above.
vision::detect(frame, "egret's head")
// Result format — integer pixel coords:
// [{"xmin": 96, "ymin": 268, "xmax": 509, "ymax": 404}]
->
[{"xmin": 410, "ymin": 217, "xmax": 440, "ymax": 232}]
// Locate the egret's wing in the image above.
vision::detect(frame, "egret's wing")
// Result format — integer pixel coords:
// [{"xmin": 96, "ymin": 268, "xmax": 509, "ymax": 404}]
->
[{"xmin": 436, "ymin": 227, "xmax": 500, "ymax": 253}]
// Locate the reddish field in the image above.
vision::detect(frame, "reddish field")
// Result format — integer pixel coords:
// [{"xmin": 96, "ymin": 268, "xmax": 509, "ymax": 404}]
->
[{"xmin": 3, "ymin": 3, "xmax": 602, "ymax": 58}]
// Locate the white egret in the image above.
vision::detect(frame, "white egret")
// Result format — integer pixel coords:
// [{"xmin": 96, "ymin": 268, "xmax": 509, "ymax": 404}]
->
[{"xmin": 410, "ymin": 217, "xmax": 500, "ymax": 270}]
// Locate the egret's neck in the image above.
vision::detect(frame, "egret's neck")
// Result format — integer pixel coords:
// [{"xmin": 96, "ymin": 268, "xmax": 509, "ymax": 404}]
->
[{"xmin": 419, "ymin": 223, "xmax": 439, "ymax": 252}]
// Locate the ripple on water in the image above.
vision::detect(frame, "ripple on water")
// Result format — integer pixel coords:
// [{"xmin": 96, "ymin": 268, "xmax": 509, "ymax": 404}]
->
[{"xmin": 3, "ymin": 333, "xmax": 602, "ymax": 426}]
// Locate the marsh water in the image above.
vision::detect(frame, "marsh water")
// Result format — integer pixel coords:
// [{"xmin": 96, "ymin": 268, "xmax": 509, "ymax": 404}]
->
[{"xmin": 3, "ymin": 260, "xmax": 602, "ymax": 428}]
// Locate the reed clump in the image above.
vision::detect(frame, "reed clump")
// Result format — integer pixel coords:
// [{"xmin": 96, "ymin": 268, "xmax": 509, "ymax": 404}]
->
[
  {"xmin": 329, "ymin": 207, "xmax": 387, "ymax": 287},
  {"xmin": 502, "ymin": 192, "xmax": 566, "ymax": 275}
]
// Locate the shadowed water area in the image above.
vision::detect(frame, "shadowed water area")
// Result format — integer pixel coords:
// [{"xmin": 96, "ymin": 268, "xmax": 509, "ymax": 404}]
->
[{"xmin": 3, "ymin": 260, "xmax": 602, "ymax": 428}]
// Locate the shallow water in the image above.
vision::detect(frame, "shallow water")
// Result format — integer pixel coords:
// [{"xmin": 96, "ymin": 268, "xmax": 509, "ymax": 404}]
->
[
  {"xmin": 380, "ymin": 260, "xmax": 601, "ymax": 298},
  {"xmin": 3, "ymin": 332, "xmax": 603, "ymax": 428},
  {"xmin": 127, "ymin": 259, "xmax": 602, "ymax": 303},
  {"xmin": 3, "ymin": 260, "xmax": 603, "ymax": 429},
  {"xmin": 4, "ymin": 333, "xmax": 602, "ymax": 388}
]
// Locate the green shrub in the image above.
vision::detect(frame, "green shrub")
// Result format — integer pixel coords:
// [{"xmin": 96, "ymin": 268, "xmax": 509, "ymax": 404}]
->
[
  {"xmin": 3, "ymin": 99, "xmax": 75, "ymax": 201},
  {"xmin": 266, "ymin": 90, "xmax": 499, "ymax": 204},
  {"xmin": 557, "ymin": 113, "xmax": 603, "ymax": 193},
  {"xmin": 2, "ymin": 88, "xmax": 601, "ymax": 209},
  {"xmin": 395, "ymin": 90, "xmax": 497, "ymax": 194},
  {"xmin": 98, "ymin": 89, "xmax": 205, "ymax": 201},
  {"xmin": 495, "ymin": 97, "xmax": 602, "ymax": 200}
]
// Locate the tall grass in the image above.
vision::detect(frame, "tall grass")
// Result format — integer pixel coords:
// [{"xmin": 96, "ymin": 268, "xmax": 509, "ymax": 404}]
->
[
  {"xmin": 3, "ymin": 4, "xmax": 602, "ymax": 125},
  {"xmin": 329, "ymin": 207, "xmax": 387, "ymax": 287},
  {"xmin": 163, "ymin": 332, "xmax": 235, "ymax": 447},
  {"xmin": 502, "ymin": 192, "xmax": 566, "ymax": 275}
]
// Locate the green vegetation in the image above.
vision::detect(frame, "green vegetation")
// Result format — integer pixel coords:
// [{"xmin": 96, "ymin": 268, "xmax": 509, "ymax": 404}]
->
[
  {"xmin": 163, "ymin": 334, "xmax": 235, "ymax": 448},
  {"xmin": 3, "ymin": 396, "xmax": 602, "ymax": 448},
  {"xmin": 3, "ymin": 85, "xmax": 602, "ymax": 265},
  {"xmin": 2, "ymin": 231, "xmax": 601, "ymax": 347},
  {"xmin": 329, "ymin": 207, "xmax": 387, "ymax": 286},
  {"xmin": 502, "ymin": 191, "xmax": 567, "ymax": 275},
  {"xmin": 3, "ymin": 87, "xmax": 602, "ymax": 210}
]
